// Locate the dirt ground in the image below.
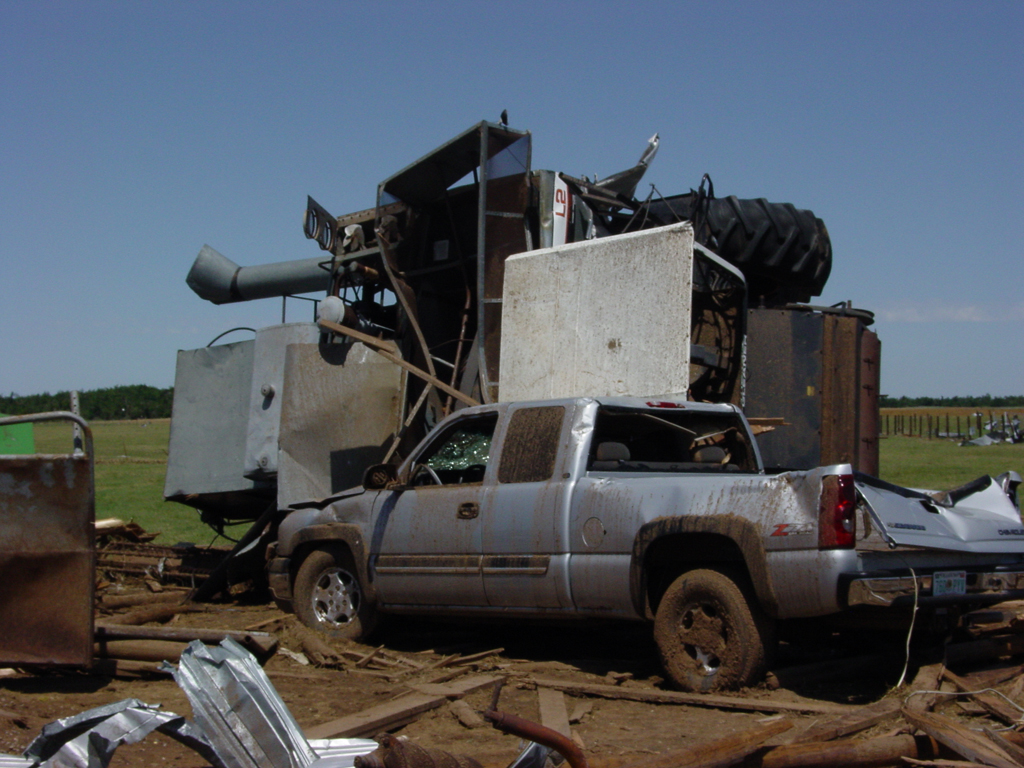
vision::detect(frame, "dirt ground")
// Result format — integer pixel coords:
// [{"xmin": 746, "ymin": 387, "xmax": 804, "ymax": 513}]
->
[{"xmin": 0, "ymin": 590, "xmax": 1017, "ymax": 768}]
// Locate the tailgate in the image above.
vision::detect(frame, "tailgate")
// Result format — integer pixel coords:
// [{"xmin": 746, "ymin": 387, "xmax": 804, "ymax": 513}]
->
[{"xmin": 856, "ymin": 473, "xmax": 1024, "ymax": 554}]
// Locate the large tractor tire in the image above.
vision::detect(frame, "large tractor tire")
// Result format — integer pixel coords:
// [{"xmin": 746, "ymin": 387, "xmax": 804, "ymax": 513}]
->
[{"xmin": 647, "ymin": 193, "xmax": 831, "ymax": 305}]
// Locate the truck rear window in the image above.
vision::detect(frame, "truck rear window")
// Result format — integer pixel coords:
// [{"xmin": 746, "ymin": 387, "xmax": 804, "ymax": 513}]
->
[{"xmin": 588, "ymin": 407, "xmax": 755, "ymax": 473}]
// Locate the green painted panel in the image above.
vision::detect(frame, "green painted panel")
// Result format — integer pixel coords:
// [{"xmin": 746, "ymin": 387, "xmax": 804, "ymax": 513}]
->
[{"xmin": 0, "ymin": 414, "xmax": 35, "ymax": 455}]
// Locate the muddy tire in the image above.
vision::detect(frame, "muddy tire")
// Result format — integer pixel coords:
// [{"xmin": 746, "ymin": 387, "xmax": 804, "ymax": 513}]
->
[
  {"xmin": 293, "ymin": 546, "xmax": 377, "ymax": 641},
  {"xmin": 653, "ymin": 568, "xmax": 772, "ymax": 692}
]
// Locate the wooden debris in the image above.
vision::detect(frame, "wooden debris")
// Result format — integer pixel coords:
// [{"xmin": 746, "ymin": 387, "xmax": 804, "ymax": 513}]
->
[
  {"xmin": 605, "ymin": 671, "xmax": 634, "ymax": 685},
  {"xmin": 355, "ymin": 645, "xmax": 385, "ymax": 668},
  {"xmin": 96, "ymin": 540, "xmax": 225, "ymax": 584},
  {"xmin": 942, "ymin": 669, "xmax": 1023, "ymax": 727},
  {"xmin": 112, "ymin": 602, "xmax": 206, "ymax": 626},
  {"xmin": 94, "ymin": 623, "xmax": 278, "ymax": 661},
  {"xmin": 982, "ymin": 730, "xmax": 1024, "ymax": 767},
  {"xmin": 901, "ymin": 708, "xmax": 1020, "ymax": 768},
  {"xmin": 94, "ymin": 518, "xmax": 157, "ymax": 542},
  {"xmin": 93, "ymin": 639, "xmax": 188, "ymax": 663},
  {"xmin": 963, "ymin": 602, "xmax": 1024, "ymax": 635},
  {"xmin": 621, "ymin": 718, "xmax": 792, "ymax": 768},
  {"xmin": 305, "ymin": 674, "xmax": 499, "ymax": 739},
  {"xmin": 757, "ymin": 733, "xmax": 941, "ymax": 768},
  {"xmin": 88, "ymin": 658, "xmax": 170, "ymax": 678},
  {"xmin": 907, "ymin": 664, "xmax": 948, "ymax": 713},
  {"xmin": 530, "ymin": 677, "xmax": 853, "ymax": 716},
  {"xmin": 901, "ymin": 757, "xmax": 992, "ymax": 768},
  {"xmin": 1006, "ymin": 675, "xmax": 1024, "ymax": 704},
  {"xmin": 449, "ymin": 648, "xmax": 503, "ymax": 667},
  {"xmin": 420, "ymin": 667, "xmax": 472, "ymax": 686},
  {"xmin": 449, "ymin": 699, "xmax": 486, "ymax": 729},
  {"xmin": 99, "ymin": 590, "xmax": 190, "ymax": 610},
  {"xmin": 952, "ymin": 664, "xmax": 1024, "ymax": 691},
  {"xmin": 538, "ymin": 687, "xmax": 572, "ymax": 739},
  {"xmin": 569, "ymin": 700, "xmax": 594, "ymax": 724},
  {"xmin": 795, "ymin": 699, "xmax": 902, "ymax": 743},
  {"xmin": 244, "ymin": 615, "xmax": 287, "ymax": 631},
  {"xmin": 292, "ymin": 625, "xmax": 344, "ymax": 667}
]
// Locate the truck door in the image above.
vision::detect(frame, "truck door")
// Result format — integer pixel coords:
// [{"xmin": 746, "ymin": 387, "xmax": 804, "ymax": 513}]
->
[
  {"xmin": 372, "ymin": 412, "xmax": 497, "ymax": 608},
  {"xmin": 481, "ymin": 404, "xmax": 574, "ymax": 609}
]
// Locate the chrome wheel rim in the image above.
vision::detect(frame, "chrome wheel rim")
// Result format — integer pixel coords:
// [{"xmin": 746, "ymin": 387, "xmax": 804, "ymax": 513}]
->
[{"xmin": 311, "ymin": 567, "xmax": 360, "ymax": 626}]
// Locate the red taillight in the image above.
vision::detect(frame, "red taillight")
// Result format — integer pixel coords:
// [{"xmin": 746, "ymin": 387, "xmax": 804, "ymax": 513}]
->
[
  {"xmin": 819, "ymin": 474, "xmax": 856, "ymax": 549},
  {"xmin": 645, "ymin": 401, "xmax": 686, "ymax": 408}
]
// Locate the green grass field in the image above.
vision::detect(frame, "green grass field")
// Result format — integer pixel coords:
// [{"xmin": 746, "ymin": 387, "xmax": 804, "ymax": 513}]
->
[
  {"xmin": 32, "ymin": 418, "xmax": 230, "ymax": 545},
  {"xmin": 24, "ymin": 410, "xmax": 1024, "ymax": 544}
]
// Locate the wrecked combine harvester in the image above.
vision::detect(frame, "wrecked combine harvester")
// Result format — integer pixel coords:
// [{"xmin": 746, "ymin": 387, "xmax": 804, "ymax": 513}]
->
[{"xmin": 164, "ymin": 120, "xmax": 879, "ymax": 590}]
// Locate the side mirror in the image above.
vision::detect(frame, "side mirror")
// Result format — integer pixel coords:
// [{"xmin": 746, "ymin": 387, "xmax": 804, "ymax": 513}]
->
[{"xmin": 363, "ymin": 463, "xmax": 399, "ymax": 490}]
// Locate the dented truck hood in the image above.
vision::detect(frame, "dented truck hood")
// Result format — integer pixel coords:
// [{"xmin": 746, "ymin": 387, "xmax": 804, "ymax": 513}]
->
[{"xmin": 856, "ymin": 473, "xmax": 1024, "ymax": 554}]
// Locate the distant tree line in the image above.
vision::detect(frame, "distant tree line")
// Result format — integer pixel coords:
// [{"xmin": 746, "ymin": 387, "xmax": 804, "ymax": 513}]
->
[
  {"xmin": 880, "ymin": 394, "xmax": 1024, "ymax": 408},
  {"xmin": 0, "ymin": 385, "xmax": 174, "ymax": 420},
  {"xmin": 2, "ymin": 386, "xmax": 1021, "ymax": 419}
]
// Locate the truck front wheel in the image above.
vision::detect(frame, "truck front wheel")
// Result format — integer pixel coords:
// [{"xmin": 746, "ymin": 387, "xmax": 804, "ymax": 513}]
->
[
  {"xmin": 293, "ymin": 546, "xmax": 377, "ymax": 641},
  {"xmin": 653, "ymin": 568, "xmax": 772, "ymax": 692}
]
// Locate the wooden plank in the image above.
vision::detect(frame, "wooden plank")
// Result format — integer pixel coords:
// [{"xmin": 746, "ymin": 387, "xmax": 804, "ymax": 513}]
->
[
  {"xmin": 530, "ymin": 678, "xmax": 851, "ymax": 716},
  {"xmin": 537, "ymin": 687, "xmax": 571, "ymax": 739},
  {"xmin": 983, "ymin": 729, "xmax": 1024, "ymax": 767},
  {"xmin": 942, "ymin": 669, "xmax": 1022, "ymax": 727},
  {"xmin": 762, "ymin": 733, "xmax": 935, "ymax": 768},
  {"xmin": 797, "ymin": 663, "xmax": 943, "ymax": 744},
  {"xmin": 625, "ymin": 718, "xmax": 792, "ymax": 768},
  {"xmin": 318, "ymin": 319, "xmax": 478, "ymax": 406},
  {"xmin": 901, "ymin": 708, "xmax": 1020, "ymax": 768},
  {"xmin": 407, "ymin": 674, "xmax": 500, "ymax": 698},
  {"xmin": 306, "ymin": 675, "xmax": 498, "ymax": 739},
  {"xmin": 902, "ymin": 758, "xmax": 993, "ymax": 768},
  {"xmin": 906, "ymin": 664, "xmax": 947, "ymax": 713},
  {"xmin": 304, "ymin": 692, "xmax": 441, "ymax": 739},
  {"xmin": 796, "ymin": 698, "xmax": 902, "ymax": 743}
]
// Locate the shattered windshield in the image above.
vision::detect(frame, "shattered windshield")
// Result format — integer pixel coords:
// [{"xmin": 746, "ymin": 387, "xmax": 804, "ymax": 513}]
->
[{"xmin": 422, "ymin": 417, "xmax": 497, "ymax": 471}]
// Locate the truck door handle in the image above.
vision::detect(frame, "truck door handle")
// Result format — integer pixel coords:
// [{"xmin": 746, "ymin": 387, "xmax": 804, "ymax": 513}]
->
[{"xmin": 457, "ymin": 502, "xmax": 479, "ymax": 520}]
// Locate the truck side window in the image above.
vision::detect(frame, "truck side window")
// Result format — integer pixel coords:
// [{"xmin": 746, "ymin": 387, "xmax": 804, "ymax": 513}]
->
[
  {"xmin": 415, "ymin": 414, "xmax": 498, "ymax": 485},
  {"xmin": 498, "ymin": 406, "xmax": 565, "ymax": 484}
]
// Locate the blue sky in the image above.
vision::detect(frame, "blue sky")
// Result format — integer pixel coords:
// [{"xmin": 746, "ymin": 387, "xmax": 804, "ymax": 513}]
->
[{"xmin": 1, "ymin": 1, "xmax": 1021, "ymax": 398}]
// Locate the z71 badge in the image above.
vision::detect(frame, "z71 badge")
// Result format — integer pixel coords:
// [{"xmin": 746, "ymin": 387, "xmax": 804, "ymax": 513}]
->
[{"xmin": 770, "ymin": 523, "xmax": 813, "ymax": 537}]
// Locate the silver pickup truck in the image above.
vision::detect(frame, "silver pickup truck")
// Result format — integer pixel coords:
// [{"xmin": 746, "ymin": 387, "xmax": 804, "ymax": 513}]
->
[{"xmin": 268, "ymin": 397, "xmax": 1024, "ymax": 691}]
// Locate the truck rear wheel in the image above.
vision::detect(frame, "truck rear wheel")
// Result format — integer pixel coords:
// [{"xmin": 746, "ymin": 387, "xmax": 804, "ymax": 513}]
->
[
  {"xmin": 653, "ymin": 568, "xmax": 772, "ymax": 692},
  {"xmin": 293, "ymin": 546, "xmax": 377, "ymax": 641}
]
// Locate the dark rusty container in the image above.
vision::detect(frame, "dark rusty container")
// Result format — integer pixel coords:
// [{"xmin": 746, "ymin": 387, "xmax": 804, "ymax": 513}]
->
[{"xmin": 0, "ymin": 412, "xmax": 95, "ymax": 666}]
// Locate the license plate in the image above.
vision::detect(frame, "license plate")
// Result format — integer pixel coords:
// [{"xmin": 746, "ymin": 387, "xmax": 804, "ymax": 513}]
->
[{"xmin": 932, "ymin": 570, "xmax": 967, "ymax": 596}]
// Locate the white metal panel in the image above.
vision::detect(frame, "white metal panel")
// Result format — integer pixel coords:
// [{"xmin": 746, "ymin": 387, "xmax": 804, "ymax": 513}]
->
[{"xmin": 500, "ymin": 222, "xmax": 694, "ymax": 402}]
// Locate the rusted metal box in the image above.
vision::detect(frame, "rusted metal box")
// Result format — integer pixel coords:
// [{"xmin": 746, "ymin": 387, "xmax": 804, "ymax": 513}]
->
[
  {"xmin": 745, "ymin": 307, "xmax": 880, "ymax": 474},
  {"xmin": 0, "ymin": 412, "xmax": 95, "ymax": 666}
]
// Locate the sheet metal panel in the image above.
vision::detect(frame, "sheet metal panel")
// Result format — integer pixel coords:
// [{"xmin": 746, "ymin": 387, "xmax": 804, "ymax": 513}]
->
[
  {"xmin": 276, "ymin": 340, "xmax": 403, "ymax": 508},
  {"xmin": 0, "ymin": 413, "xmax": 94, "ymax": 666},
  {"xmin": 164, "ymin": 338, "xmax": 257, "ymax": 500},
  {"xmin": 500, "ymin": 223, "xmax": 693, "ymax": 402},
  {"xmin": 243, "ymin": 323, "xmax": 321, "ymax": 480}
]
